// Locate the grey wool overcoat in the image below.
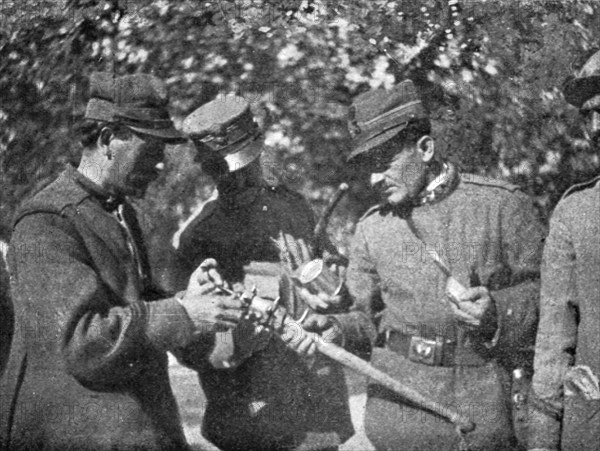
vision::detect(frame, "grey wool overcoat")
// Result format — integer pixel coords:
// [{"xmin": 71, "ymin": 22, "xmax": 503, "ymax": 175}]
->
[{"xmin": 1, "ymin": 166, "xmax": 198, "ymax": 450}]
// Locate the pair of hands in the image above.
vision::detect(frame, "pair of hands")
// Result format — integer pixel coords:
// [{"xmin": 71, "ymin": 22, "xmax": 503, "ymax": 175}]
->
[
  {"xmin": 177, "ymin": 258, "xmax": 338, "ymax": 361},
  {"xmin": 177, "ymin": 258, "xmax": 246, "ymax": 334}
]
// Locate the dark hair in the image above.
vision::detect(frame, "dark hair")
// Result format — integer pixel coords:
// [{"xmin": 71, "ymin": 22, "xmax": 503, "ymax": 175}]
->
[
  {"xmin": 75, "ymin": 120, "xmax": 132, "ymax": 149},
  {"xmin": 389, "ymin": 118, "xmax": 431, "ymax": 147},
  {"xmin": 75, "ymin": 120, "xmax": 106, "ymax": 148},
  {"xmin": 351, "ymin": 117, "xmax": 432, "ymax": 170}
]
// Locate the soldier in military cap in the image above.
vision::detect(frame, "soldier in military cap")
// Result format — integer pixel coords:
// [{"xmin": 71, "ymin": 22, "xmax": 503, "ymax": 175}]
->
[
  {"xmin": 0, "ymin": 73, "xmax": 247, "ymax": 450},
  {"xmin": 172, "ymin": 93, "xmax": 353, "ymax": 451},
  {"xmin": 307, "ymin": 79, "xmax": 546, "ymax": 450},
  {"xmin": 528, "ymin": 51, "xmax": 600, "ymax": 451}
]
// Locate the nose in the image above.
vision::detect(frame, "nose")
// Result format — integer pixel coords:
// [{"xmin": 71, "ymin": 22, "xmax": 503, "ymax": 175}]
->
[{"xmin": 370, "ymin": 172, "xmax": 385, "ymax": 186}]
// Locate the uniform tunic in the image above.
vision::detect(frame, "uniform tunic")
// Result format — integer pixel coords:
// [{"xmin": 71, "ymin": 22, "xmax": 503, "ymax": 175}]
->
[
  {"xmin": 529, "ymin": 177, "xmax": 600, "ymax": 451},
  {"xmin": 0, "ymin": 166, "xmax": 198, "ymax": 450},
  {"xmin": 176, "ymin": 184, "xmax": 354, "ymax": 451},
  {"xmin": 333, "ymin": 172, "xmax": 545, "ymax": 451}
]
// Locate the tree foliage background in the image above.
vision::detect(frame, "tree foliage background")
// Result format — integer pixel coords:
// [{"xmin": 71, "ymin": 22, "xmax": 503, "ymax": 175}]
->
[{"xmin": 1, "ymin": 0, "xmax": 599, "ymax": 285}]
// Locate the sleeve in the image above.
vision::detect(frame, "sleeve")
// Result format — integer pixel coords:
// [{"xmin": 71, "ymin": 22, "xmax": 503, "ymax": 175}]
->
[
  {"xmin": 9, "ymin": 213, "xmax": 196, "ymax": 390},
  {"xmin": 331, "ymin": 222, "xmax": 379, "ymax": 359},
  {"xmin": 488, "ymin": 193, "xmax": 546, "ymax": 359},
  {"xmin": 528, "ymin": 204, "xmax": 578, "ymax": 450}
]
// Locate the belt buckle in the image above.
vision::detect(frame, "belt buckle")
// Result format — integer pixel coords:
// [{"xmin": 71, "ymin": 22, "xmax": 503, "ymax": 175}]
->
[{"xmin": 408, "ymin": 336, "xmax": 443, "ymax": 366}]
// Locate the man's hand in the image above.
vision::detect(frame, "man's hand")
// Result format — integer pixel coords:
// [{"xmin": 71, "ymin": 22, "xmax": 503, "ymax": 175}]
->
[
  {"xmin": 178, "ymin": 282, "xmax": 245, "ymax": 333},
  {"xmin": 186, "ymin": 258, "xmax": 228, "ymax": 295},
  {"xmin": 297, "ymin": 286, "xmax": 343, "ymax": 311},
  {"xmin": 447, "ymin": 284, "xmax": 495, "ymax": 329},
  {"xmin": 209, "ymin": 318, "xmax": 272, "ymax": 369},
  {"xmin": 281, "ymin": 313, "xmax": 342, "ymax": 357}
]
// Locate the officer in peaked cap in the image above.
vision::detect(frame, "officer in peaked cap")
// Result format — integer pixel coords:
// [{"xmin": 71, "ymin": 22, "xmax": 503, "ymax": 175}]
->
[
  {"xmin": 0, "ymin": 73, "xmax": 247, "ymax": 450},
  {"xmin": 171, "ymin": 93, "xmax": 354, "ymax": 451},
  {"xmin": 309, "ymin": 79, "xmax": 546, "ymax": 450},
  {"xmin": 529, "ymin": 51, "xmax": 600, "ymax": 451},
  {"xmin": 182, "ymin": 92, "xmax": 264, "ymax": 172}
]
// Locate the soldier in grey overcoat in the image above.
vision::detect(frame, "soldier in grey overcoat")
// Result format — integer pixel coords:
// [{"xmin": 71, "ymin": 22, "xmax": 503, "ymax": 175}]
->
[
  {"xmin": 528, "ymin": 51, "xmax": 600, "ymax": 451},
  {"xmin": 0, "ymin": 73, "xmax": 246, "ymax": 450},
  {"xmin": 316, "ymin": 80, "xmax": 546, "ymax": 450}
]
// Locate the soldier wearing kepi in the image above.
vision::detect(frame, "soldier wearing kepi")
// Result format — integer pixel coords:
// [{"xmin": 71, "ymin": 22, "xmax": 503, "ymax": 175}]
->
[
  {"xmin": 315, "ymin": 80, "xmax": 546, "ymax": 450},
  {"xmin": 172, "ymin": 94, "xmax": 353, "ymax": 451},
  {"xmin": 528, "ymin": 51, "xmax": 600, "ymax": 451},
  {"xmin": 0, "ymin": 73, "xmax": 246, "ymax": 450}
]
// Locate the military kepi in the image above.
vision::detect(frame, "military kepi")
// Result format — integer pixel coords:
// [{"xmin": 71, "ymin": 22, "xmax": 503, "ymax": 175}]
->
[
  {"xmin": 563, "ymin": 50, "xmax": 600, "ymax": 109},
  {"xmin": 85, "ymin": 72, "xmax": 185, "ymax": 143},
  {"xmin": 347, "ymin": 79, "xmax": 428, "ymax": 161},
  {"xmin": 183, "ymin": 94, "xmax": 262, "ymax": 172}
]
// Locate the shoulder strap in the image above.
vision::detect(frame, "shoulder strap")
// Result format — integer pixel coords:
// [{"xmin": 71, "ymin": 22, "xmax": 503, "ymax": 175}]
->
[{"xmin": 405, "ymin": 214, "xmax": 457, "ymax": 283}]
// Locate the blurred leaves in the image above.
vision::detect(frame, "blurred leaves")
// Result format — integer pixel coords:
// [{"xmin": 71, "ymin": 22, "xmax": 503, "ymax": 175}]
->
[{"xmin": 1, "ymin": 0, "xmax": 600, "ymax": 248}]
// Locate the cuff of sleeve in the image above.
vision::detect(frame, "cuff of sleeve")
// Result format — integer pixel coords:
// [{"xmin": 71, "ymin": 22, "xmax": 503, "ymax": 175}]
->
[{"xmin": 144, "ymin": 296, "xmax": 195, "ymax": 352}]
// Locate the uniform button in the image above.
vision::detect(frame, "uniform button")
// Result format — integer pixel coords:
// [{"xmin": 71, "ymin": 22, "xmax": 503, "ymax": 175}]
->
[{"xmin": 262, "ymin": 205, "xmax": 268, "ymax": 211}]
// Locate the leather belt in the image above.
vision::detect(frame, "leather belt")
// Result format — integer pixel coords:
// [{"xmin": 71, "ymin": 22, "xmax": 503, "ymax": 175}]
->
[
  {"xmin": 384, "ymin": 330, "xmax": 491, "ymax": 367},
  {"xmin": 385, "ymin": 330, "xmax": 456, "ymax": 367}
]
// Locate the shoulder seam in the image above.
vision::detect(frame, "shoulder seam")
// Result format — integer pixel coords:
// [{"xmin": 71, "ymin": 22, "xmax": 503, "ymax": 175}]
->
[
  {"xmin": 460, "ymin": 174, "xmax": 520, "ymax": 192},
  {"xmin": 561, "ymin": 175, "xmax": 600, "ymax": 200},
  {"xmin": 359, "ymin": 204, "xmax": 383, "ymax": 222}
]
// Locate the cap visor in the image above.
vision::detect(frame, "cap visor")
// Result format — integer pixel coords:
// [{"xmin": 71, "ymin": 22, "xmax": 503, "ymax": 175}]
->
[
  {"xmin": 224, "ymin": 139, "xmax": 262, "ymax": 172},
  {"xmin": 347, "ymin": 125, "xmax": 407, "ymax": 162},
  {"xmin": 128, "ymin": 125, "xmax": 188, "ymax": 144}
]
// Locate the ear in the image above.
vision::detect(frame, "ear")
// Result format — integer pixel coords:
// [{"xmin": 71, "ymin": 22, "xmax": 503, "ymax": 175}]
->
[
  {"xmin": 98, "ymin": 127, "xmax": 112, "ymax": 148},
  {"xmin": 416, "ymin": 135, "xmax": 435, "ymax": 163},
  {"xmin": 97, "ymin": 127, "xmax": 114, "ymax": 160}
]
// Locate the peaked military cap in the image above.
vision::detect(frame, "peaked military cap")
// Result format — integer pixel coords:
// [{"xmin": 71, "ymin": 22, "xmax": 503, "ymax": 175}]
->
[
  {"xmin": 183, "ymin": 94, "xmax": 262, "ymax": 172},
  {"xmin": 84, "ymin": 72, "xmax": 185, "ymax": 143},
  {"xmin": 563, "ymin": 50, "xmax": 600, "ymax": 109},
  {"xmin": 347, "ymin": 79, "xmax": 429, "ymax": 161}
]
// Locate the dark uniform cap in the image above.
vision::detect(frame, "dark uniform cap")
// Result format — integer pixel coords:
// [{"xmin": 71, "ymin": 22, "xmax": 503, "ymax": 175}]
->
[
  {"xmin": 183, "ymin": 94, "xmax": 262, "ymax": 172},
  {"xmin": 563, "ymin": 50, "xmax": 600, "ymax": 109},
  {"xmin": 84, "ymin": 72, "xmax": 185, "ymax": 143},
  {"xmin": 347, "ymin": 79, "xmax": 429, "ymax": 161}
]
